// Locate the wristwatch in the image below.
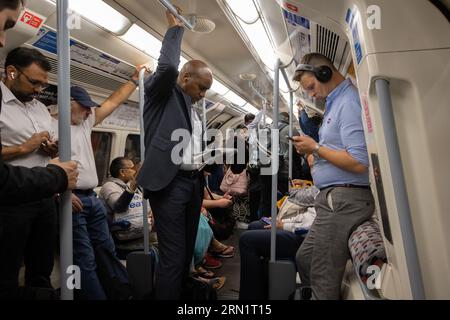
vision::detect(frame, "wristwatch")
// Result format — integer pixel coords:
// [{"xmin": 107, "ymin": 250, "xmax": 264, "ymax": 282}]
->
[{"xmin": 313, "ymin": 143, "xmax": 321, "ymax": 156}]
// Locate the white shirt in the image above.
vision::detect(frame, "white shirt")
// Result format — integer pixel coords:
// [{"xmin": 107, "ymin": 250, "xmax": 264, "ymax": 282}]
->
[
  {"xmin": 52, "ymin": 113, "xmax": 98, "ymax": 189},
  {"xmin": 0, "ymin": 82, "xmax": 55, "ymax": 168},
  {"xmin": 180, "ymin": 105, "xmax": 203, "ymax": 170}
]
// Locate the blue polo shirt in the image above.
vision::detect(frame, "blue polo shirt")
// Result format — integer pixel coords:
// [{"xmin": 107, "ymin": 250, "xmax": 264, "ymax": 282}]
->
[{"xmin": 311, "ymin": 78, "xmax": 369, "ymax": 189}]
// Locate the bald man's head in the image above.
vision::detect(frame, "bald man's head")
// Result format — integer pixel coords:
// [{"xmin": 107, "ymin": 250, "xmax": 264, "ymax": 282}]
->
[{"xmin": 177, "ymin": 59, "xmax": 213, "ymax": 103}]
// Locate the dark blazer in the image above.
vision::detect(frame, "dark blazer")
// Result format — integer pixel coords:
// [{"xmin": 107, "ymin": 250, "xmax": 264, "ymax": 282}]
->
[
  {"xmin": 137, "ymin": 26, "xmax": 194, "ymax": 192},
  {"xmin": 0, "ymin": 144, "xmax": 68, "ymax": 205},
  {"xmin": 0, "ymin": 88, "xmax": 68, "ymax": 205}
]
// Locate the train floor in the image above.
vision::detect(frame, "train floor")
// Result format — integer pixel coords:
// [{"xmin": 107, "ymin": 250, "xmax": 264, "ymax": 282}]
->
[
  {"xmin": 17, "ymin": 229, "xmax": 244, "ymax": 300},
  {"xmin": 211, "ymin": 229, "xmax": 243, "ymax": 300}
]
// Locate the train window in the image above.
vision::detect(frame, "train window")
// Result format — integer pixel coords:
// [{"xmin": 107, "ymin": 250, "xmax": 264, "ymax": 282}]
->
[
  {"xmin": 125, "ymin": 134, "xmax": 141, "ymax": 163},
  {"xmin": 91, "ymin": 132, "xmax": 112, "ymax": 186}
]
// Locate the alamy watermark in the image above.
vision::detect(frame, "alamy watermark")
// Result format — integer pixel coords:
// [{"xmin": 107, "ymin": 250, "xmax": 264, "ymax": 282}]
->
[
  {"xmin": 169, "ymin": 128, "xmax": 280, "ymax": 175},
  {"xmin": 366, "ymin": 265, "xmax": 382, "ymax": 290},
  {"xmin": 66, "ymin": 265, "xmax": 81, "ymax": 290},
  {"xmin": 366, "ymin": 5, "xmax": 381, "ymax": 30},
  {"xmin": 66, "ymin": 10, "xmax": 81, "ymax": 30}
]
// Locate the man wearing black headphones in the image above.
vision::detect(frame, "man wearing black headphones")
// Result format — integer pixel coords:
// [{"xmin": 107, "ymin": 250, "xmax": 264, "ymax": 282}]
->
[{"xmin": 291, "ymin": 53, "xmax": 374, "ymax": 300}]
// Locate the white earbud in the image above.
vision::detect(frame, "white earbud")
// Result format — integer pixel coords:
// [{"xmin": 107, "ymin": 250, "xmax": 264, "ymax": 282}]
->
[{"xmin": 10, "ymin": 72, "xmax": 15, "ymax": 80}]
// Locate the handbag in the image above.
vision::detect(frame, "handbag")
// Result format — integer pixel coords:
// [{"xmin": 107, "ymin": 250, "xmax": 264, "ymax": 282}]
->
[{"xmin": 220, "ymin": 167, "xmax": 248, "ymax": 196}]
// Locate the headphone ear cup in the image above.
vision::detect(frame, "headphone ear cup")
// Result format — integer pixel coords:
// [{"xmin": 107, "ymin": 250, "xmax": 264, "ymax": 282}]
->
[{"xmin": 315, "ymin": 66, "xmax": 332, "ymax": 83}]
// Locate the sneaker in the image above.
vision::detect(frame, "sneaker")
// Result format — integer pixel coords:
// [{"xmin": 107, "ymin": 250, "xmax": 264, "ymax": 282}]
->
[
  {"xmin": 236, "ymin": 221, "xmax": 249, "ymax": 230},
  {"xmin": 203, "ymin": 253, "xmax": 222, "ymax": 269}
]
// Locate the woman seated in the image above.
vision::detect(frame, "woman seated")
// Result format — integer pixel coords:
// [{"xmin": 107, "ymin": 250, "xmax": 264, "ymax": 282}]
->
[
  {"xmin": 192, "ymin": 186, "xmax": 236, "ymax": 280},
  {"xmin": 99, "ymin": 157, "xmax": 157, "ymax": 252}
]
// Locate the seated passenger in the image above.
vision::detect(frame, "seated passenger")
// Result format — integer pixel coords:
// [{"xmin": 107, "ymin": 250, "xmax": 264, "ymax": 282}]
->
[
  {"xmin": 191, "ymin": 207, "xmax": 226, "ymax": 291},
  {"xmin": 99, "ymin": 157, "xmax": 157, "ymax": 252},
  {"xmin": 239, "ymin": 183, "xmax": 319, "ymax": 300},
  {"xmin": 193, "ymin": 188, "xmax": 235, "ymax": 275},
  {"xmin": 221, "ymin": 132, "xmax": 250, "ymax": 226}
]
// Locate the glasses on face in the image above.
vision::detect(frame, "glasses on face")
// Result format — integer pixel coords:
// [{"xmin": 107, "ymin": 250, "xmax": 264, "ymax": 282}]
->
[{"xmin": 16, "ymin": 67, "xmax": 48, "ymax": 90}]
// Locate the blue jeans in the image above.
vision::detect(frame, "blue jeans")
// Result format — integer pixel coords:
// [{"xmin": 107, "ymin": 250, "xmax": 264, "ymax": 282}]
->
[{"xmin": 72, "ymin": 192, "xmax": 116, "ymax": 300}]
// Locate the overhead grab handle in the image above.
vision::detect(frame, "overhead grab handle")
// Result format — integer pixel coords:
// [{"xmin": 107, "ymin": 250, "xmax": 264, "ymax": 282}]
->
[{"xmin": 158, "ymin": 0, "xmax": 195, "ymax": 30}]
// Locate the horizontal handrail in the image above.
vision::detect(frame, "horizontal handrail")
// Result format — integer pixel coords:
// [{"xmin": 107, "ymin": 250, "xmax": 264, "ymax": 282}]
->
[{"xmin": 158, "ymin": 0, "xmax": 195, "ymax": 30}]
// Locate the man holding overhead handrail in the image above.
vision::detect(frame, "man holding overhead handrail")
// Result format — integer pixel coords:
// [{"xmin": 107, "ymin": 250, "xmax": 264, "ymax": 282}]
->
[
  {"xmin": 51, "ymin": 64, "xmax": 149, "ymax": 300},
  {"xmin": 137, "ymin": 8, "xmax": 213, "ymax": 300},
  {"xmin": 292, "ymin": 53, "xmax": 374, "ymax": 300}
]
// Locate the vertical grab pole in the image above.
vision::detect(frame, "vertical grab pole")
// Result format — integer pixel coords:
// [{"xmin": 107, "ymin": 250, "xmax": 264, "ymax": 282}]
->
[
  {"xmin": 288, "ymin": 91, "xmax": 294, "ymax": 190},
  {"xmin": 57, "ymin": 0, "xmax": 73, "ymax": 301},
  {"xmin": 262, "ymin": 99, "xmax": 267, "ymax": 126},
  {"xmin": 270, "ymin": 59, "xmax": 281, "ymax": 263},
  {"xmin": 202, "ymin": 99, "xmax": 209, "ymax": 188},
  {"xmin": 202, "ymin": 99, "xmax": 207, "ymax": 135},
  {"xmin": 375, "ymin": 79, "xmax": 425, "ymax": 299},
  {"xmin": 269, "ymin": 61, "xmax": 297, "ymax": 300},
  {"xmin": 138, "ymin": 68, "xmax": 150, "ymax": 255}
]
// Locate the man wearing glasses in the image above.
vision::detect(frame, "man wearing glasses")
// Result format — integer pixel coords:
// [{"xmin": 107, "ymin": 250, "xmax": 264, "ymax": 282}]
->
[
  {"xmin": 1, "ymin": 47, "xmax": 57, "ymax": 163},
  {"xmin": 0, "ymin": 47, "xmax": 60, "ymax": 297}
]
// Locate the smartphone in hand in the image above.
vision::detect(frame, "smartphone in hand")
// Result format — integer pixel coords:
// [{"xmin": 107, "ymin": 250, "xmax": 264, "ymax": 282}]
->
[
  {"xmin": 261, "ymin": 217, "xmax": 271, "ymax": 225},
  {"xmin": 286, "ymin": 135, "xmax": 295, "ymax": 142}
]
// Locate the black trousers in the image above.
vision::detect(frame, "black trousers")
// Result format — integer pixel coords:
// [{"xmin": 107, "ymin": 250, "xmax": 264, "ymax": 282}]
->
[
  {"xmin": 0, "ymin": 198, "xmax": 57, "ymax": 299},
  {"xmin": 147, "ymin": 173, "xmax": 203, "ymax": 300},
  {"xmin": 248, "ymin": 169, "xmax": 261, "ymax": 222},
  {"xmin": 259, "ymin": 173, "xmax": 280, "ymax": 217},
  {"xmin": 239, "ymin": 221, "xmax": 304, "ymax": 300}
]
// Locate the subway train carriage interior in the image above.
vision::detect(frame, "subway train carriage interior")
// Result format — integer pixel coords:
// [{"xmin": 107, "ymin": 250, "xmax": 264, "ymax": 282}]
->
[{"xmin": 0, "ymin": 0, "xmax": 449, "ymax": 301}]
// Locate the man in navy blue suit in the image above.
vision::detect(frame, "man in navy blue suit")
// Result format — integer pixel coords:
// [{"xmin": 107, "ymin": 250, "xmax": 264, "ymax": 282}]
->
[{"xmin": 137, "ymin": 8, "xmax": 213, "ymax": 300}]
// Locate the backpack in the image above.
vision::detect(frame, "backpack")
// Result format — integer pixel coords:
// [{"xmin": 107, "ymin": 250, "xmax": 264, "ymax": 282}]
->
[{"xmin": 94, "ymin": 242, "xmax": 133, "ymax": 300}]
